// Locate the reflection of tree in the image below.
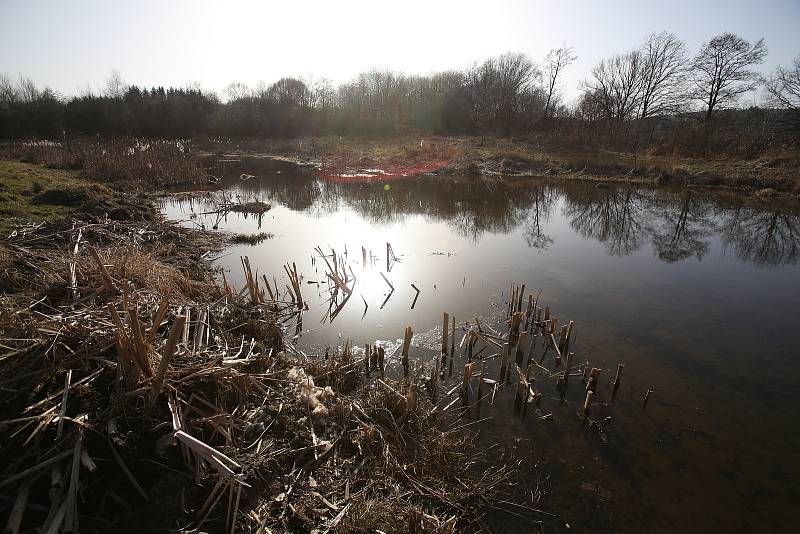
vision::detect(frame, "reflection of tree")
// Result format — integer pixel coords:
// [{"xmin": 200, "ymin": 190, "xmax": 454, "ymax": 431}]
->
[
  {"xmin": 563, "ymin": 186, "xmax": 649, "ymax": 256},
  {"xmin": 196, "ymin": 155, "xmax": 800, "ymax": 268},
  {"xmin": 522, "ymin": 186, "xmax": 555, "ymax": 249},
  {"xmin": 720, "ymin": 207, "xmax": 800, "ymax": 266},
  {"xmin": 649, "ymin": 191, "xmax": 715, "ymax": 262},
  {"xmin": 321, "ymin": 177, "xmax": 550, "ymax": 243}
]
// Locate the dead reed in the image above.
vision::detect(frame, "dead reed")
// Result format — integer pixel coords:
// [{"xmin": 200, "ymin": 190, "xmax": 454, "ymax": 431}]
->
[
  {"xmin": 2, "ymin": 138, "xmax": 202, "ymax": 189},
  {"xmin": 0, "ymin": 217, "xmax": 544, "ymax": 532}
]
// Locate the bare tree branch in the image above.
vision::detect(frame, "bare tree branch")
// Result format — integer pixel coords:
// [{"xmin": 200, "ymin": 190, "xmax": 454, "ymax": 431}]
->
[
  {"xmin": 543, "ymin": 46, "xmax": 577, "ymax": 121},
  {"xmin": 691, "ymin": 33, "xmax": 767, "ymax": 122},
  {"xmin": 639, "ymin": 32, "xmax": 688, "ymax": 118}
]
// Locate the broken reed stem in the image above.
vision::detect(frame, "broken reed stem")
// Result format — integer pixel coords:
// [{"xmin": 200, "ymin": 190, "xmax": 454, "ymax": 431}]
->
[
  {"xmin": 150, "ymin": 313, "xmax": 187, "ymax": 404},
  {"xmin": 513, "ymin": 369, "xmax": 525, "ymax": 414},
  {"xmin": 564, "ymin": 320, "xmax": 574, "ymax": 355},
  {"xmin": 510, "ymin": 312, "xmax": 522, "ymax": 345},
  {"xmin": 431, "ymin": 356, "xmax": 440, "ymax": 402},
  {"xmin": 525, "ymin": 294, "xmax": 533, "ymax": 330},
  {"xmin": 583, "ymin": 390, "xmax": 594, "ymax": 414},
  {"xmin": 107, "ymin": 302, "xmax": 146, "ymax": 379},
  {"xmin": 88, "ymin": 245, "xmax": 116, "ymax": 293},
  {"xmin": 401, "ymin": 326, "xmax": 412, "ymax": 378},
  {"xmin": 586, "ymin": 367, "xmax": 601, "ymax": 392},
  {"xmin": 462, "ymin": 362, "xmax": 474, "ymax": 413},
  {"xmin": 515, "ymin": 331, "xmax": 528, "ymax": 368},
  {"xmin": 476, "ymin": 360, "xmax": 485, "ymax": 416},
  {"xmin": 283, "ymin": 262, "xmax": 303, "ymax": 307},
  {"xmin": 558, "ymin": 350, "xmax": 574, "ymax": 394},
  {"xmin": 611, "ymin": 364, "xmax": 624, "ymax": 402},
  {"xmin": 442, "ymin": 312, "xmax": 450, "ymax": 359},
  {"xmin": 240, "ymin": 256, "xmax": 259, "ymax": 304},
  {"xmin": 449, "ymin": 315, "xmax": 455, "ymax": 378},
  {"xmin": 522, "ymin": 381, "xmax": 531, "ymax": 420},
  {"xmin": 147, "ymin": 297, "xmax": 171, "ymax": 345},
  {"xmin": 55, "ymin": 369, "xmax": 72, "ymax": 441},
  {"xmin": 0, "ymin": 452, "xmax": 74, "ymax": 490},
  {"xmin": 499, "ymin": 343, "xmax": 510, "ymax": 384}
]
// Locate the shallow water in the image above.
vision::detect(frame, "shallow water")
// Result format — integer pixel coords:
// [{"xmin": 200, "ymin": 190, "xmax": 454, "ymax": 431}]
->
[{"xmin": 162, "ymin": 156, "xmax": 800, "ymax": 533}]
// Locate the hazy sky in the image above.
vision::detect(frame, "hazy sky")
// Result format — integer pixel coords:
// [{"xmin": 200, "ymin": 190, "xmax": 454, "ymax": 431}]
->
[{"xmin": 2, "ymin": 0, "xmax": 798, "ymax": 103}]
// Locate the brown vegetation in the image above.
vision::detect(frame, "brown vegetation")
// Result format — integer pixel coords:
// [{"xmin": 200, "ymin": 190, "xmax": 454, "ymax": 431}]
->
[
  {"xmin": 231, "ymin": 232, "xmax": 274, "ymax": 245},
  {"xmin": 215, "ymin": 135, "xmax": 800, "ymax": 199},
  {"xmin": 1, "ymin": 139, "xmax": 202, "ymax": 189},
  {"xmin": 0, "ymin": 175, "xmax": 544, "ymax": 533}
]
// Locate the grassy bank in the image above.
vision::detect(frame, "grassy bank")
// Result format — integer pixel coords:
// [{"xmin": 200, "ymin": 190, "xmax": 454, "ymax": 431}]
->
[
  {"xmin": 1, "ymin": 139, "xmax": 202, "ymax": 190},
  {"xmin": 4, "ymin": 135, "xmax": 799, "ymax": 202},
  {"xmin": 0, "ymin": 160, "xmax": 157, "ymax": 236},
  {"xmin": 197, "ymin": 135, "xmax": 800, "ymax": 200}
]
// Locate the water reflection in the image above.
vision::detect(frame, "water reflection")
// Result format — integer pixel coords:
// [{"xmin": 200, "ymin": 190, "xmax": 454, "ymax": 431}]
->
[
  {"xmin": 562, "ymin": 187, "xmax": 650, "ymax": 256},
  {"xmin": 521, "ymin": 186, "xmax": 555, "ymax": 250},
  {"xmin": 721, "ymin": 206, "xmax": 800, "ymax": 266},
  {"xmin": 191, "ymin": 155, "xmax": 800, "ymax": 267},
  {"xmin": 164, "ymin": 156, "xmax": 800, "ymax": 532},
  {"xmin": 649, "ymin": 191, "xmax": 716, "ymax": 262}
]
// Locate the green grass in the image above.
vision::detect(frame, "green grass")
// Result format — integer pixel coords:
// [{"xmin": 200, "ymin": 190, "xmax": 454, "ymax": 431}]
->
[{"xmin": 0, "ymin": 159, "xmax": 90, "ymax": 234}]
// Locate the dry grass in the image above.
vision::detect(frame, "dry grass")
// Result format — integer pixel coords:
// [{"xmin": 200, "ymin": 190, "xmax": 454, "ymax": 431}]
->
[
  {"xmin": 231, "ymin": 232, "xmax": 274, "ymax": 245},
  {"xmin": 76, "ymin": 248, "xmax": 217, "ymax": 300},
  {"xmin": 2, "ymin": 138, "xmax": 202, "ymax": 189},
  {"xmin": 0, "ymin": 242, "xmax": 10, "ymax": 271},
  {"xmin": 0, "ymin": 181, "xmax": 545, "ymax": 532}
]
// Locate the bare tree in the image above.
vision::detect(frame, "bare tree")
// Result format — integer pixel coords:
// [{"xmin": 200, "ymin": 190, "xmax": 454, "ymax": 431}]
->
[
  {"xmin": 495, "ymin": 53, "xmax": 539, "ymax": 133},
  {"xmin": 638, "ymin": 32, "xmax": 688, "ymax": 118},
  {"xmin": 468, "ymin": 52, "xmax": 538, "ymax": 134},
  {"xmin": 224, "ymin": 82, "xmax": 251, "ymax": 102},
  {"xmin": 268, "ymin": 78, "xmax": 311, "ymax": 107},
  {"xmin": 574, "ymin": 87, "xmax": 606, "ymax": 122},
  {"xmin": 105, "ymin": 69, "xmax": 127, "ymax": 99},
  {"xmin": 0, "ymin": 73, "xmax": 18, "ymax": 105},
  {"xmin": 543, "ymin": 46, "xmax": 576, "ymax": 120},
  {"xmin": 691, "ymin": 33, "xmax": 767, "ymax": 122},
  {"xmin": 303, "ymin": 77, "xmax": 332, "ymax": 110},
  {"xmin": 585, "ymin": 51, "xmax": 643, "ymax": 121},
  {"xmin": 764, "ymin": 55, "xmax": 800, "ymax": 118},
  {"xmin": 16, "ymin": 76, "xmax": 40, "ymax": 103}
]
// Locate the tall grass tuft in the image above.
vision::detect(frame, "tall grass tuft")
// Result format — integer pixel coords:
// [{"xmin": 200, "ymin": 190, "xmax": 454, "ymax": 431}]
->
[{"xmin": 2, "ymin": 138, "xmax": 201, "ymax": 189}]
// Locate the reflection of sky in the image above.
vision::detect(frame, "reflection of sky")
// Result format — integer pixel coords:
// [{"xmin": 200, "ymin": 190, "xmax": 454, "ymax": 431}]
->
[
  {"xmin": 162, "ymin": 171, "xmax": 800, "ymax": 532},
  {"xmin": 161, "ymin": 178, "xmax": 800, "ymax": 362}
]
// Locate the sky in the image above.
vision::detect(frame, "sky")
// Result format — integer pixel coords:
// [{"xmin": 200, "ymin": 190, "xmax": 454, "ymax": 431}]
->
[{"xmin": 1, "ymin": 0, "xmax": 798, "ymax": 104}]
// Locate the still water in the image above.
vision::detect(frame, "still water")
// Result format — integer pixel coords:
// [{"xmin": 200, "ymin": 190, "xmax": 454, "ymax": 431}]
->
[{"xmin": 162, "ymin": 156, "xmax": 799, "ymax": 533}]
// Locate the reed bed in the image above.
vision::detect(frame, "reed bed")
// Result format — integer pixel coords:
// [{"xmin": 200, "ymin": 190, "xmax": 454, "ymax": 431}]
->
[
  {"xmin": 0, "ymin": 216, "xmax": 544, "ymax": 532},
  {"xmin": 1, "ymin": 138, "xmax": 202, "ymax": 189}
]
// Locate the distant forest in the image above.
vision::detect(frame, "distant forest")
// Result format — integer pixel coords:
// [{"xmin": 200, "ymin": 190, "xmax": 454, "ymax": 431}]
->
[{"xmin": 2, "ymin": 32, "xmax": 798, "ymax": 151}]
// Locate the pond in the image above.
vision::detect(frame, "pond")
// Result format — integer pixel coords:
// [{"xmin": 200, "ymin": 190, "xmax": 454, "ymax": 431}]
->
[{"xmin": 162, "ymin": 155, "xmax": 800, "ymax": 533}]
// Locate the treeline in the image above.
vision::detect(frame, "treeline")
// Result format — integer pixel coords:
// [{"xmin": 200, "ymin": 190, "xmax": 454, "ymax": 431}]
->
[{"xmin": 1, "ymin": 31, "xmax": 798, "ymax": 143}]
